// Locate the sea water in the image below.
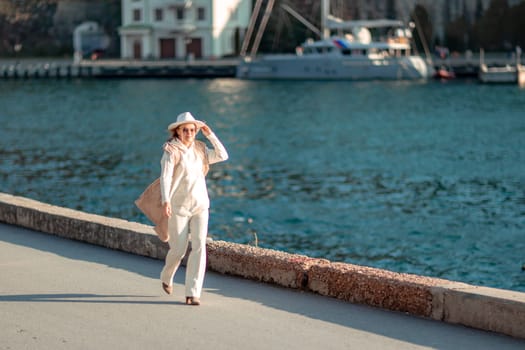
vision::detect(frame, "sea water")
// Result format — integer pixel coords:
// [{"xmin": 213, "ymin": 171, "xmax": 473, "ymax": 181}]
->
[{"xmin": 0, "ymin": 78, "xmax": 524, "ymax": 292}]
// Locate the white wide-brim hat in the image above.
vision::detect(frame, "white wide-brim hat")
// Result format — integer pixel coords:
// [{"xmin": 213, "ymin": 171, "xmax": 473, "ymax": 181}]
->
[{"xmin": 167, "ymin": 112, "xmax": 205, "ymax": 132}]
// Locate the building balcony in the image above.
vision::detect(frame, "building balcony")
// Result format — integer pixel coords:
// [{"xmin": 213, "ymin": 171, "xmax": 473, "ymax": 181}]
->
[
  {"xmin": 151, "ymin": 21, "xmax": 197, "ymax": 34},
  {"xmin": 168, "ymin": 0, "xmax": 194, "ymax": 9},
  {"xmin": 171, "ymin": 21, "xmax": 197, "ymax": 33}
]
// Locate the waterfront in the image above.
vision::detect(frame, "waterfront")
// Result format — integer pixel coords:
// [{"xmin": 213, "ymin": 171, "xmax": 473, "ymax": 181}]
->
[
  {"xmin": 0, "ymin": 54, "xmax": 522, "ymax": 79},
  {"xmin": 0, "ymin": 78, "xmax": 524, "ymax": 292}
]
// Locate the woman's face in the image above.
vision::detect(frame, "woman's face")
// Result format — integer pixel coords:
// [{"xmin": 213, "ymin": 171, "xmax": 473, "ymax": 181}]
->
[{"xmin": 176, "ymin": 123, "xmax": 197, "ymax": 146}]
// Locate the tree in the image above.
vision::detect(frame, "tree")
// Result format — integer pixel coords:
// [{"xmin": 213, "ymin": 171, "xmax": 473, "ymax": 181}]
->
[
  {"xmin": 462, "ymin": 0, "xmax": 471, "ymax": 26},
  {"xmin": 475, "ymin": 0, "xmax": 484, "ymax": 19},
  {"xmin": 443, "ymin": 0, "xmax": 452, "ymax": 25},
  {"xmin": 386, "ymin": 0, "xmax": 397, "ymax": 20},
  {"xmin": 473, "ymin": 0, "xmax": 509, "ymax": 50},
  {"xmin": 444, "ymin": 0, "xmax": 473, "ymax": 51},
  {"xmin": 501, "ymin": 1, "xmax": 525, "ymax": 50},
  {"xmin": 0, "ymin": 0, "xmax": 58, "ymax": 56},
  {"xmin": 98, "ymin": 0, "xmax": 121, "ymax": 56},
  {"xmin": 445, "ymin": 17, "xmax": 469, "ymax": 51}
]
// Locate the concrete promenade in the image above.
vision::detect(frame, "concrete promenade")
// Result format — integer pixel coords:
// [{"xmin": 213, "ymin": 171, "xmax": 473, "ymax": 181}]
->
[
  {"xmin": 1, "ymin": 192, "xmax": 525, "ymax": 349},
  {"xmin": 2, "ymin": 223, "xmax": 524, "ymax": 350}
]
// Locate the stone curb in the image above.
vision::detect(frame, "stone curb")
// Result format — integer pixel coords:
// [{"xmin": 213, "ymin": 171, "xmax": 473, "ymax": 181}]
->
[
  {"xmin": 307, "ymin": 262, "xmax": 448, "ymax": 317},
  {"xmin": 207, "ymin": 240, "xmax": 330, "ymax": 289},
  {"xmin": 0, "ymin": 192, "xmax": 524, "ymax": 339},
  {"xmin": 0, "ymin": 192, "xmax": 168, "ymax": 260}
]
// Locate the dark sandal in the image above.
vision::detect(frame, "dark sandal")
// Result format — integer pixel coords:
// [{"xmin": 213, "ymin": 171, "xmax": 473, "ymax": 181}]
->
[
  {"xmin": 162, "ymin": 282, "xmax": 173, "ymax": 295},
  {"xmin": 186, "ymin": 297, "xmax": 201, "ymax": 305}
]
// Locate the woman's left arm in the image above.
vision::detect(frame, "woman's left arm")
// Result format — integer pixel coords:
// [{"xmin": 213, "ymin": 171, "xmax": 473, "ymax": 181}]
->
[{"xmin": 201, "ymin": 125, "xmax": 228, "ymax": 164}]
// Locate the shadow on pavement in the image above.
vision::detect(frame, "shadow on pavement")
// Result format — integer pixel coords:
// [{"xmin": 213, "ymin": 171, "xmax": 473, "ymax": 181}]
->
[
  {"xmin": 0, "ymin": 293, "xmax": 179, "ymax": 305},
  {"xmin": 1, "ymin": 223, "xmax": 524, "ymax": 349}
]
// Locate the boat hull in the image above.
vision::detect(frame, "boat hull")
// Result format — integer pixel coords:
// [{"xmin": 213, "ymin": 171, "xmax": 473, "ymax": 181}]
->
[
  {"xmin": 479, "ymin": 70, "xmax": 517, "ymax": 83},
  {"xmin": 236, "ymin": 55, "xmax": 433, "ymax": 80},
  {"xmin": 478, "ymin": 65, "xmax": 524, "ymax": 84}
]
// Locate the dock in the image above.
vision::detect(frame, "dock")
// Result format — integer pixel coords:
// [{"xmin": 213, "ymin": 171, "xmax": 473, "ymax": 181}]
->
[
  {"xmin": 0, "ymin": 54, "xmax": 523, "ymax": 80},
  {"xmin": 0, "ymin": 58, "xmax": 239, "ymax": 79}
]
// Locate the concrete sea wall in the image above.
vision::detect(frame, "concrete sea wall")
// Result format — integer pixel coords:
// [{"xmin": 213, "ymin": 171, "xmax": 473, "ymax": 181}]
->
[
  {"xmin": 0, "ymin": 59, "xmax": 238, "ymax": 79},
  {"xmin": 0, "ymin": 192, "xmax": 524, "ymax": 339}
]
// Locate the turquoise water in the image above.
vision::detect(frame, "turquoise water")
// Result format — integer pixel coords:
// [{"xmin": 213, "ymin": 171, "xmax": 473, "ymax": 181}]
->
[{"xmin": 0, "ymin": 78, "xmax": 524, "ymax": 292}]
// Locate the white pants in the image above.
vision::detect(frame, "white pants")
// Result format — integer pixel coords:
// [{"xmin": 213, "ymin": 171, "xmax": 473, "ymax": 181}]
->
[{"xmin": 160, "ymin": 209, "xmax": 209, "ymax": 298}]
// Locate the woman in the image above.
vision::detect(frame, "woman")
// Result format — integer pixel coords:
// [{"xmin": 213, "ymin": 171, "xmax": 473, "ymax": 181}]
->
[{"xmin": 159, "ymin": 111, "xmax": 228, "ymax": 305}]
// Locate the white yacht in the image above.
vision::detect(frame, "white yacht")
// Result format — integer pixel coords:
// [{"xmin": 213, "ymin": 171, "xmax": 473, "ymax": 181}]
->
[{"xmin": 237, "ymin": 2, "xmax": 434, "ymax": 80}]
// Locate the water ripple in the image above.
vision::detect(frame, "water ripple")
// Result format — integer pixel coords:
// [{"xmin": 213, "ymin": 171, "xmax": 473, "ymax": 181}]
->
[{"xmin": 0, "ymin": 79, "xmax": 524, "ymax": 292}]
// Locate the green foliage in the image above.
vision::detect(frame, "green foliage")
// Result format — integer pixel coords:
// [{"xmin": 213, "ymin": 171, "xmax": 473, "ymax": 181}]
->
[
  {"xmin": 475, "ymin": 0, "xmax": 484, "ymax": 20},
  {"xmin": 386, "ymin": 0, "xmax": 398, "ymax": 20},
  {"xmin": 0, "ymin": 0, "xmax": 121, "ymax": 57},
  {"xmin": 445, "ymin": 16, "xmax": 469, "ymax": 52},
  {"xmin": 503, "ymin": 2, "xmax": 525, "ymax": 49},
  {"xmin": 446, "ymin": 0, "xmax": 525, "ymax": 52},
  {"xmin": 475, "ymin": 0, "xmax": 509, "ymax": 50},
  {"xmin": 0, "ymin": 0, "xmax": 58, "ymax": 56}
]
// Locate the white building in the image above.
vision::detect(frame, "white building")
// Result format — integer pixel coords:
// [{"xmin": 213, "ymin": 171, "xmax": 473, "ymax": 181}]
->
[{"xmin": 119, "ymin": 0, "xmax": 252, "ymax": 59}]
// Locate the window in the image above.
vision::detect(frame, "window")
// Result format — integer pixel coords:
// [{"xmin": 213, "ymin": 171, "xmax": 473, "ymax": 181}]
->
[
  {"xmin": 133, "ymin": 8, "xmax": 141, "ymax": 22},
  {"xmin": 197, "ymin": 7, "xmax": 205, "ymax": 21},
  {"xmin": 155, "ymin": 8, "xmax": 163, "ymax": 21},
  {"xmin": 176, "ymin": 7, "xmax": 184, "ymax": 20}
]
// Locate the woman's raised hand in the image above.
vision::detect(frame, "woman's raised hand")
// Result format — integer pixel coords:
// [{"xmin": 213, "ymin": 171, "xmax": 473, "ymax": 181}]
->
[{"xmin": 201, "ymin": 124, "xmax": 211, "ymax": 136}]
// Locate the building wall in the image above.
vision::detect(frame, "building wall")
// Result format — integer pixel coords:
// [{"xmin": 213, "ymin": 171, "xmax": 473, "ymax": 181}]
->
[
  {"xmin": 212, "ymin": 0, "xmax": 251, "ymax": 58},
  {"xmin": 119, "ymin": 0, "xmax": 250, "ymax": 59}
]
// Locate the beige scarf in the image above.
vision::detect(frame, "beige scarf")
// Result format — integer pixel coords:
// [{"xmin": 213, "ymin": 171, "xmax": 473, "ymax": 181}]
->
[{"xmin": 135, "ymin": 139, "xmax": 208, "ymax": 242}]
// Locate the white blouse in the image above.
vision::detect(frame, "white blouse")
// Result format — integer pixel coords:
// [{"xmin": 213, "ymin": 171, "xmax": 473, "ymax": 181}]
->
[{"xmin": 160, "ymin": 132, "xmax": 228, "ymax": 216}]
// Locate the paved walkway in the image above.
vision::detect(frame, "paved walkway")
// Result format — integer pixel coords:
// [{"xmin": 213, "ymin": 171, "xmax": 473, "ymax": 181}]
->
[{"xmin": 1, "ymin": 223, "xmax": 524, "ymax": 350}]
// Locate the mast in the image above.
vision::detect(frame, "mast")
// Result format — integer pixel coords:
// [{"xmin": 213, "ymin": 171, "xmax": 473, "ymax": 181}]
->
[
  {"xmin": 240, "ymin": 0, "xmax": 264, "ymax": 57},
  {"xmin": 321, "ymin": 0, "xmax": 330, "ymax": 39},
  {"xmin": 250, "ymin": 0, "xmax": 276, "ymax": 59}
]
